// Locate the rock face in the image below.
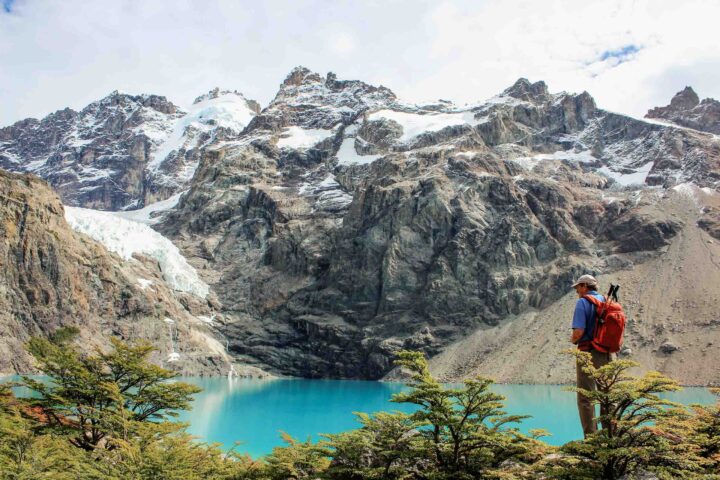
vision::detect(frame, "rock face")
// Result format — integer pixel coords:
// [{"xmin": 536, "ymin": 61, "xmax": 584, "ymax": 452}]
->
[
  {"xmin": 646, "ymin": 86, "xmax": 720, "ymax": 135},
  {"xmin": 156, "ymin": 68, "xmax": 720, "ymax": 379},
  {"xmin": 0, "ymin": 169, "xmax": 236, "ymax": 375},
  {"xmin": 0, "ymin": 90, "xmax": 258, "ymax": 210}
]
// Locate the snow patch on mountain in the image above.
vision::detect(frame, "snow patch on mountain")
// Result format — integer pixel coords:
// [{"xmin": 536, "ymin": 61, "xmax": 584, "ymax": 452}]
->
[
  {"xmin": 24, "ymin": 158, "xmax": 48, "ymax": 172},
  {"xmin": 599, "ymin": 161, "xmax": 654, "ymax": 186},
  {"xmin": 277, "ymin": 125, "xmax": 336, "ymax": 149},
  {"xmin": 149, "ymin": 92, "xmax": 255, "ymax": 173},
  {"xmin": 670, "ymin": 182, "xmax": 718, "ymax": 208},
  {"xmin": 482, "ymin": 94, "xmax": 528, "ymax": 108},
  {"xmin": 510, "ymin": 150, "xmax": 597, "ymax": 170},
  {"xmin": 298, "ymin": 173, "xmax": 353, "ymax": 211},
  {"xmin": 0, "ymin": 150, "xmax": 22, "ymax": 165},
  {"xmin": 64, "ymin": 206, "xmax": 209, "ymax": 297},
  {"xmin": 367, "ymin": 110, "xmax": 482, "ymax": 142},
  {"xmin": 336, "ymin": 126, "xmax": 382, "ymax": 166}
]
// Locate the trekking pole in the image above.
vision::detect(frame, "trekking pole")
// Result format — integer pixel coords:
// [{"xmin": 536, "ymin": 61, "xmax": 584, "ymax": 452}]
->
[
  {"xmin": 605, "ymin": 284, "xmax": 614, "ymax": 305},
  {"xmin": 598, "ymin": 284, "xmax": 615, "ymax": 325}
]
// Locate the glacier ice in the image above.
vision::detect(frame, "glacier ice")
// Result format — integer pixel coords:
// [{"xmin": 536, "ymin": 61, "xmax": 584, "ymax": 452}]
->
[{"xmin": 64, "ymin": 206, "xmax": 209, "ymax": 298}]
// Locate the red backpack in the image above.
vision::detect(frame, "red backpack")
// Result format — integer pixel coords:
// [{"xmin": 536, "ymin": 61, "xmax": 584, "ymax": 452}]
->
[{"xmin": 582, "ymin": 284, "xmax": 626, "ymax": 354}]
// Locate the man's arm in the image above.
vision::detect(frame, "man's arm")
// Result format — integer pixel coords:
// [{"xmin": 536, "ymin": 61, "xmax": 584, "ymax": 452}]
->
[
  {"xmin": 570, "ymin": 299, "xmax": 587, "ymax": 344},
  {"xmin": 571, "ymin": 328, "xmax": 585, "ymax": 344}
]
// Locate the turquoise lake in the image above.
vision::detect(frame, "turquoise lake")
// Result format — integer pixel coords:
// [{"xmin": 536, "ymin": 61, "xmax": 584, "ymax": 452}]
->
[
  {"xmin": 4, "ymin": 376, "xmax": 716, "ymax": 458},
  {"xmin": 173, "ymin": 378, "xmax": 716, "ymax": 457}
]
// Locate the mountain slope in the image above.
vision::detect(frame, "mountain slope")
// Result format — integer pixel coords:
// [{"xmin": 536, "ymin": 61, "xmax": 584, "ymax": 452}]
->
[
  {"xmin": 426, "ymin": 186, "xmax": 720, "ymax": 386},
  {"xmin": 2, "ymin": 68, "xmax": 719, "ymax": 384}
]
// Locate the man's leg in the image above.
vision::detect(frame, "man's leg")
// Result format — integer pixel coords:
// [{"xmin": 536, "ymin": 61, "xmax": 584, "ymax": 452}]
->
[
  {"xmin": 576, "ymin": 354, "xmax": 597, "ymax": 436},
  {"xmin": 591, "ymin": 350, "xmax": 614, "ymax": 432}
]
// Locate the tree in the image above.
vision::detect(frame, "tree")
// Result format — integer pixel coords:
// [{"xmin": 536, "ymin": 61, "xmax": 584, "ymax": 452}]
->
[
  {"xmin": 388, "ymin": 351, "xmax": 548, "ymax": 479},
  {"xmin": 659, "ymin": 387, "xmax": 720, "ymax": 478},
  {"xmin": 546, "ymin": 350, "xmax": 706, "ymax": 479},
  {"xmin": 324, "ymin": 411, "xmax": 424, "ymax": 480},
  {"xmin": 690, "ymin": 388, "xmax": 720, "ymax": 475},
  {"xmin": 22, "ymin": 327, "xmax": 201, "ymax": 450},
  {"xmin": 262, "ymin": 432, "xmax": 331, "ymax": 480},
  {"xmin": 0, "ymin": 384, "xmax": 92, "ymax": 480},
  {"xmin": 5, "ymin": 329, "xmax": 253, "ymax": 479},
  {"xmin": 91, "ymin": 421, "xmax": 260, "ymax": 480}
]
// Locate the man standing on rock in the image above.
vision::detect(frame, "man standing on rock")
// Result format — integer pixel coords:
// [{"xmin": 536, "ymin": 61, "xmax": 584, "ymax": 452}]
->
[{"xmin": 570, "ymin": 274, "xmax": 613, "ymax": 437}]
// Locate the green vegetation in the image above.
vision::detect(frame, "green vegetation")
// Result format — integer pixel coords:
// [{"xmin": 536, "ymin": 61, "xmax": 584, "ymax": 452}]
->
[
  {"xmin": 23, "ymin": 327, "xmax": 201, "ymax": 450},
  {"xmin": 543, "ymin": 351, "xmax": 710, "ymax": 479},
  {"xmin": 1, "ymin": 331, "xmax": 718, "ymax": 479}
]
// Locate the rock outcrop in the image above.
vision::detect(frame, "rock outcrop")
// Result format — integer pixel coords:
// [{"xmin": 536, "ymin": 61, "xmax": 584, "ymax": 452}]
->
[
  {"xmin": 646, "ymin": 86, "xmax": 720, "ymax": 135},
  {"xmin": 427, "ymin": 185, "xmax": 720, "ymax": 386},
  {"xmin": 0, "ymin": 169, "xmax": 237, "ymax": 375}
]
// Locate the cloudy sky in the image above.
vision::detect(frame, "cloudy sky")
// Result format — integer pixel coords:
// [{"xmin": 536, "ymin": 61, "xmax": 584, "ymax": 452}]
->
[{"xmin": 2, "ymin": 0, "xmax": 719, "ymax": 126}]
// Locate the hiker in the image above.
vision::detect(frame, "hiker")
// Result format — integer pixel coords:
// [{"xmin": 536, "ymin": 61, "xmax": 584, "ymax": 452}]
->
[{"xmin": 570, "ymin": 274, "xmax": 614, "ymax": 436}]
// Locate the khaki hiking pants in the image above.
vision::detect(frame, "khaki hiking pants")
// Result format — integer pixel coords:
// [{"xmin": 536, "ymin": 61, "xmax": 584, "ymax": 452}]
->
[{"xmin": 576, "ymin": 349, "xmax": 615, "ymax": 437}]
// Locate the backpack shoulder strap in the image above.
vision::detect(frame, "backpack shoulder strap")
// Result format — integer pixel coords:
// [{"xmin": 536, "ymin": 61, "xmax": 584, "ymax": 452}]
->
[{"xmin": 582, "ymin": 294, "xmax": 604, "ymax": 308}]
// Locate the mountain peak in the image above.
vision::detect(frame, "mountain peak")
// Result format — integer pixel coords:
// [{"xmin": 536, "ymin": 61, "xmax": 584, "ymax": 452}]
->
[
  {"xmin": 503, "ymin": 78, "xmax": 549, "ymax": 101},
  {"xmin": 646, "ymin": 86, "xmax": 720, "ymax": 134},
  {"xmin": 281, "ymin": 66, "xmax": 324, "ymax": 87},
  {"xmin": 669, "ymin": 86, "xmax": 700, "ymax": 110},
  {"xmin": 92, "ymin": 90, "xmax": 179, "ymax": 115},
  {"xmin": 192, "ymin": 88, "xmax": 261, "ymax": 113},
  {"xmin": 262, "ymin": 68, "xmax": 397, "ymax": 129},
  {"xmin": 193, "ymin": 87, "xmax": 228, "ymax": 104}
]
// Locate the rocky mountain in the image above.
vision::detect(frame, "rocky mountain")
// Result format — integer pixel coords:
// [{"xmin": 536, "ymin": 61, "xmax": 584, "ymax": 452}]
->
[
  {"xmin": 0, "ymin": 168, "xmax": 261, "ymax": 377},
  {"xmin": 157, "ymin": 67, "xmax": 720, "ymax": 382},
  {"xmin": 2, "ymin": 67, "xmax": 719, "ymax": 384},
  {"xmin": 646, "ymin": 86, "xmax": 720, "ymax": 135},
  {"xmin": 427, "ymin": 185, "xmax": 720, "ymax": 386},
  {"xmin": 0, "ymin": 89, "xmax": 259, "ymax": 210}
]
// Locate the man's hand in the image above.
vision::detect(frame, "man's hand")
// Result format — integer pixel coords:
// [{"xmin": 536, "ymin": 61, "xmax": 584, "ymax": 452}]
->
[{"xmin": 571, "ymin": 328, "xmax": 585, "ymax": 345}]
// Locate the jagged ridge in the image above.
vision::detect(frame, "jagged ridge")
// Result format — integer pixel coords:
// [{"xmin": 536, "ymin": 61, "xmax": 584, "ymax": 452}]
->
[
  {"xmin": 0, "ymin": 89, "xmax": 259, "ymax": 210},
  {"xmin": 646, "ymin": 86, "xmax": 720, "ymax": 135}
]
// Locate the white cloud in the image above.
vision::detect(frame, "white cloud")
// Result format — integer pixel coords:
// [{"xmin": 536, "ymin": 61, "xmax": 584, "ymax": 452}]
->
[
  {"xmin": 1, "ymin": 0, "xmax": 719, "ymax": 125},
  {"xmin": 411, "ymin": 0, "xmax": 720, "ymax": 116}
]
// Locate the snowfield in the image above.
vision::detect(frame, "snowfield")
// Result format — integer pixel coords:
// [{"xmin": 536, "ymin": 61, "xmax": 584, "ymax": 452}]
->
[
  {"xmin": 114, "ymin": 190, "xmax": 186, "ymax": 225},
  {"xmin": 510, "ymin": 149, "xmax": 598, "ymax": 170},
  {"xmin": 336, "ymin": 134, "xmax": 381, "ymax": 166},
  {"xmin": 367, "ymin": 109, "xmax": 483, "ymax": 143},
  {"xmin": 64, "ymin": 206, "xmax": 209, "ymax": 298},
  {"xmin": 598, "ymin": 161, "xmax": 654, "ymax": 186},
  {"xmin": 149, "ymin": 92, "xmax": 256, "ymax": 173},
  {"xmin": 277, "ymin": 125, "xmax": 336, "ymax": 149}
]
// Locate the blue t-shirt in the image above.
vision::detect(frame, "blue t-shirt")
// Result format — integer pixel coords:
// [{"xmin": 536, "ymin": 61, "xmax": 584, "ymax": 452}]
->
[{"xmin": 572, "ymin": 291, "xmax": 604, "ymax": 344}]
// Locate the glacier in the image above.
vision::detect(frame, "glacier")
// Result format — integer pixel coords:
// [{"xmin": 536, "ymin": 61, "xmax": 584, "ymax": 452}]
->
[{"xmin": 64, "ymin": 206, "xmax": 209, "ymax": 298}]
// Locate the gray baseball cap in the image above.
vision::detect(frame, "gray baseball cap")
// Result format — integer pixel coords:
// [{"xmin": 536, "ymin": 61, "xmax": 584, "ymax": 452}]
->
[{"xmin": 571, "ymin": 274, "xmax": 598, "ymax": 288}]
